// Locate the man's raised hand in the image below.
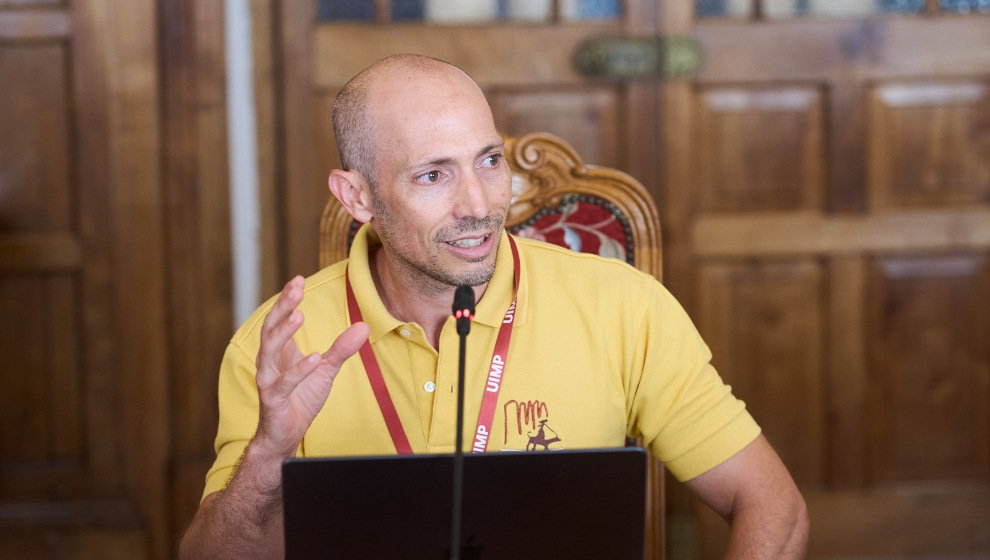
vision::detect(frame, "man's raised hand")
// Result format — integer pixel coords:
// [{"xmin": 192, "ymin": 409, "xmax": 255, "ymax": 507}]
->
[{"xmin": 252, "ymin": 276, "xmax": 369, "ymax": 459}]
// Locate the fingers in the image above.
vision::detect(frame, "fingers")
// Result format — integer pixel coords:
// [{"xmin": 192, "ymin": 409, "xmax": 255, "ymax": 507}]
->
[
  {"xmin": 256, "ymin": 276, "xmax": 305, "ymax": 371},
  {"xmin": 322, "ymin": 322, "xmax": 370, "ymax": 369},
  {"xmin": 274, "ymin": 322, "xmax": 369, "ymax": 395},
  {"xmin": 250, "ymin": 280, "xmax": 368, "ymax": 459},
  {"xmin": 255, "ymin": 323, "xmax": 369, "ymax": 450},
  {"xmin": 255, "ymin": 282, "xmax": 368, "ymax": 400}
]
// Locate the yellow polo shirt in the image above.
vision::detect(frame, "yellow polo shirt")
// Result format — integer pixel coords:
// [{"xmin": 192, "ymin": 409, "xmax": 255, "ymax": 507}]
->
[{"xmin": 203, "ymin": 225, "xmax": 759, "ymax": 499}]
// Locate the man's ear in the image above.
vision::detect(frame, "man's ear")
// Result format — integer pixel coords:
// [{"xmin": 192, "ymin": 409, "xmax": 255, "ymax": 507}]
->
[{"xmin": 328, "ymin": 169, "xmax": 374, "ymax": 223}]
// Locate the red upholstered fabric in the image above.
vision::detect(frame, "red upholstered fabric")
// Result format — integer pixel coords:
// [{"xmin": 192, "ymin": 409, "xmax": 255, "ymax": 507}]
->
[{"xmin": 507, "ymin": 198, "xmax": 633, "ymax": 265}]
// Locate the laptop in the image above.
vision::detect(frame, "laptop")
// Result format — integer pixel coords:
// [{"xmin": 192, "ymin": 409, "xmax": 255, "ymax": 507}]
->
[{"xmin": 282, "ymin": 447, "xmax": 647, "ymax": 559}]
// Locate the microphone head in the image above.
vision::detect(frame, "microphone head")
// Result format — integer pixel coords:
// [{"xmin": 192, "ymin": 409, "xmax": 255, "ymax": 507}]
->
[
  {"xmin": 453, "ymin": 285, "xmax": 475, "ymax": 315},
  {"xmin": 452, "ymin": 285, "xmax": 475, "ymax": 335}
]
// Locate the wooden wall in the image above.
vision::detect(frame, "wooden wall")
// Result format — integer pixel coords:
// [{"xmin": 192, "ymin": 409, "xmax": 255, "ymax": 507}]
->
[
  {"xmin": 0, "ymin": 1, "xmax": 230, "ymax": 557},
  {"xmin": 660, "ymin": 7, "xmax": 990, "ymax": 558}
]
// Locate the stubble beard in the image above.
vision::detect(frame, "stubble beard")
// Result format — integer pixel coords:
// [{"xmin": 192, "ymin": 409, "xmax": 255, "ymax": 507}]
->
[{"xmin": 372, "ymin": 195, "xmax": 504, "ymax": 294}]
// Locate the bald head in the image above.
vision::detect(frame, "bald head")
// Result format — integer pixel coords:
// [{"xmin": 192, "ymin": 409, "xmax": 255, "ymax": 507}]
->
[{"xmin": 331, "ymin": 54, "xmax": 490, "ymax": 189}]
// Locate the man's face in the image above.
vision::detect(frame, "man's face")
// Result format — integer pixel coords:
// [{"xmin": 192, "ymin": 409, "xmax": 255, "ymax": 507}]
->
[{"xmin": 365, "ymin": 71, "xmax": 512, "ymax": 292}]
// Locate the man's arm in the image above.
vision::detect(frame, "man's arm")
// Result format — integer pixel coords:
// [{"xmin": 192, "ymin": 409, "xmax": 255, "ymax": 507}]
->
[
  {"xmin": 179, "ymin": 277, "xmax": 369, "ymax": 559},
  {"xmin": 685, "ymin": 434, "xmax": 810, "ymax": 559},
  {"xmin": 179, "ymin": 442, "xmax": 287, "ymax": 559}
]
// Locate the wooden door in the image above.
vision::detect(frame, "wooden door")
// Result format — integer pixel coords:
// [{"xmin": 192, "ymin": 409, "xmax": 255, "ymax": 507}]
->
[
  {"xmin": 269, "ymin": 0, "xmax": 666, "ymax": 556},
  {"xmin": 658, "ymin": 2, "xmax": 990, "ymax": 558},
  {"xmin": 0, "ymin": 1, "xmax": 170, "ymax": 558}
]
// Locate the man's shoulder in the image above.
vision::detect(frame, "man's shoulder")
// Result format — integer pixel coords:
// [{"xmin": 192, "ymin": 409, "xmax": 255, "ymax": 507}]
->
[{"xmin": 302, "ymin": 259, "xmax": 350, "ymax": 297}]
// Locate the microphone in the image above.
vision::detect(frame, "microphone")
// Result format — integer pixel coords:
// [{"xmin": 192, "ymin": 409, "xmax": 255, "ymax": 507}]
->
[
  {"xmin": 450, "ymin": 285, "xmax": 474, "ymax": 560},
  {"xmin": 453, "ymin": 285, "xmax": 475, "ymax": 335}
]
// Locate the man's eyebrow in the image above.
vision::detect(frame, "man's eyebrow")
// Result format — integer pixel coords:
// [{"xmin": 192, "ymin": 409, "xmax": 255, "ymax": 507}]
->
[
  {"xmin": 415, "ymin": 156, "xmax": 455, "ymax": 168},
  {"xmin": 411, "ymin": 142, "xmax": 505, "ymax": 169},
  {"xmin": 477, "ymin": 142, "xmax": 505, "ymax": 157}
]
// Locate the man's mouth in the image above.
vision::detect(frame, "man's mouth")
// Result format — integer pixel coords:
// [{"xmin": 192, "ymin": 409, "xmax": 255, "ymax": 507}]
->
[{"xmin": 447, "ymin": 235, "xmax": 488, "ymax": 249}]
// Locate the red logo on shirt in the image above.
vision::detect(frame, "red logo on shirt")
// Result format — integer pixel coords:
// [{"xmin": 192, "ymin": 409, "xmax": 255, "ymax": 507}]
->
[
  {"xmin": 502, "ymin": 399, "xmax": 562, "ymax": 451},
  {"xmin": 526, "ymin": 419, "xmax": 560, "ymax": 451}
]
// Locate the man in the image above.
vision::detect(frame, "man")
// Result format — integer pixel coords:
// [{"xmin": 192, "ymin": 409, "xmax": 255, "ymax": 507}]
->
[{"xmin": 180, "ymin": 54, "xmax": 808, "ymax": 559}]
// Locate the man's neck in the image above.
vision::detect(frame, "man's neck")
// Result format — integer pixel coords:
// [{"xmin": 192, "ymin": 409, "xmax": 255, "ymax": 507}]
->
[{"xmin": 369, "ymin": 248, "xmax": 487, "ymax": 348}]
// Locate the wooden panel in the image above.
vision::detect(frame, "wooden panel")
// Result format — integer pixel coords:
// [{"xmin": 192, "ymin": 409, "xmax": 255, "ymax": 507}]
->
[
  {"xmin": 692, "ymin": 208, "xmax": 990, "ymax": 257},
  {"xmin": 44, "ymin": 275, "xmax": 82, "ymax": 460},
  {"xmin": 805, "ymin": 483, "xmax": 990, "ymax": 558},
  {"xmin": 491, "ymin": 87, "xmax": 622, "ymax": 168},
  {"xmin": 0, "ymin": 233, "xmax": 82, "ymax": 271},
  {"xmin": 0, "ymin": 275, "xmax": 82, "ymax": 466},
  {"xmin": 3, "ymin": 0, "xmax": 172, "ymax": 557},
  {"xmin": 0, "ymin": 19, "xmax": 86, "ymax": 508},
  {"xmin": 0, "ymin": 8, "xmax": 69, "ymax": 40},
  {"xmin": 671, "ymin": 8, "xmax": 990, "ymax": 559},
  {"xmin": 158, "ymin": 0, "xmax": 234, "ymax": 549},
  {"xmin": 697, "ymin": 86, "xmax": 825, "ymax": 212},
  {"xmin": 0, "ymin": 0, "xmax": 200, "ymax": 557},
  {"xmin": 0, "ymin": 0, "xmax": 63, "ymax": 8},
  {"xmin": 0, "ymin": 277, "xmax": 48, "ymax": 462},
  {"xmin": 0, "ymin": 500, "xmax": 139, "ymax": 529},
  {"xmin": 311, "ymin": 22, "xmax": 621, "ymax": 89},
  {"xmin": 0, "ymin": 44, "xmax": 72, "ymax": 232},
  {"xmin": 71, "ymin": 8, "xmax": 172, "ymax": 539},
  {"xmin": 867, "ymin": 253, "xmax": 990, "ymax": 482},
  {"xmin": 870, "ymin": 81, "xmax": 990, "ymax": 208},
  {"xmin": 90, "ymin": 0, "xmax": 170, "ymax": 555},
  {"xmin": 697, "ymin": 482, "xmax": 990, "ymax": 560},
  {"xmin": 71, "ymin": 0, "xmax": 120, "ymax": 501},
  {"xmin": 826, "ymin": 256, "xmax": 868, "ymax": 489},
  {"xmin": 695, "ymin": 18, "xmax": 990, "ymax": 82},
  {"xmin": 0, "ymin": 526, "xmax": 148, "ymax": 560},
  {"xmin": 697, "ymin": 259, "xmax": 826, "ymax": 486}
]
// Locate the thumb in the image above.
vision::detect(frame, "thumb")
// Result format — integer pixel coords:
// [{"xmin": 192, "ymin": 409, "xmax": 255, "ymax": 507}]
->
[{"xmin": 323, "ymin": 322, "xmax": 370, "ymax": 367}]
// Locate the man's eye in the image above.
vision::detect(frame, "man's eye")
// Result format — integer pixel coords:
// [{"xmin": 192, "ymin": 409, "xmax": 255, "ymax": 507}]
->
[
  {"xmin": 483, "ymin": 154, "xmax": 501, "ymax": 168},
  {"xmin": 418, "ymin": 170, "xmax": 441, "ymax": 183}
]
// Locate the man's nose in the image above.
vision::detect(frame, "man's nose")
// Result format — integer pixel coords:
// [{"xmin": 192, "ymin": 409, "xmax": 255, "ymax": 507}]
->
[{"xmin": 452, "ymin": 170, "xmax": 490, "ymax": 219}]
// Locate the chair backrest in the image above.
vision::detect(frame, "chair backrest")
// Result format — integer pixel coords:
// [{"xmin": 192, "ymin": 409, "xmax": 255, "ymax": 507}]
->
[{"xmin": 318, "ymin": 131, "xmax": 665, "ymax": 558}]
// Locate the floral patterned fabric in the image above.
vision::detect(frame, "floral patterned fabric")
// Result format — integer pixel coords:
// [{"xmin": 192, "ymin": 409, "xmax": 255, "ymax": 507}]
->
[{"xmin": 508, "ymin": 196, "xmax": 633, "ymax": 265}]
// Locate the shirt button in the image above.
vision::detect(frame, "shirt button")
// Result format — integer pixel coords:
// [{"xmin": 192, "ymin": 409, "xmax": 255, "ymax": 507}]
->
[
  {"xmin": 424, "ymin": 381, "xmax": 436, "ymax": 393},
  {"xmin": 399, "ymin": 328, "xmax": 411, "ymax": 338}
]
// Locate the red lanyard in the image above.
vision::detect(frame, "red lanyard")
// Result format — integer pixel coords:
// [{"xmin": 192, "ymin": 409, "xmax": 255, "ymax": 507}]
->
[{"xmin": 345, "ymin": 235, "xmax": 520, "ymax": 455}]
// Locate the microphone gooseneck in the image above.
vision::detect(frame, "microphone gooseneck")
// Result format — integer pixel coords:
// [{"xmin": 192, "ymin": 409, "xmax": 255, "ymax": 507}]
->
[{"xmin": 450, "ymin": 285, "xmax": 474, "ymax": 560}]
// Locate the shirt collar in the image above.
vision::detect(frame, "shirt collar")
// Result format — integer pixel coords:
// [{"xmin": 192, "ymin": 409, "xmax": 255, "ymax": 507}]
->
[{"xmin": 346, "ymin": 225, "xmax": 401, "ymax": 343}]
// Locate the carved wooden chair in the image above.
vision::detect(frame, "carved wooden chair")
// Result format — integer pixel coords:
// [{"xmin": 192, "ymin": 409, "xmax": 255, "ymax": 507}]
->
[{"xmin": 319, "ymin": 131, "xmax": 665, "ymax": 558}]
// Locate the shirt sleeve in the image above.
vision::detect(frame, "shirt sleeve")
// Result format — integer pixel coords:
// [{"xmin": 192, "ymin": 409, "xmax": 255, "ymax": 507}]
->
[
  {"xmin": 201, "ymin": 337, "xmax": 263, "ymax": 501},
  {"xmin": 626, "ymin": 282, "xmax": 761, "ymax": 482}
]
